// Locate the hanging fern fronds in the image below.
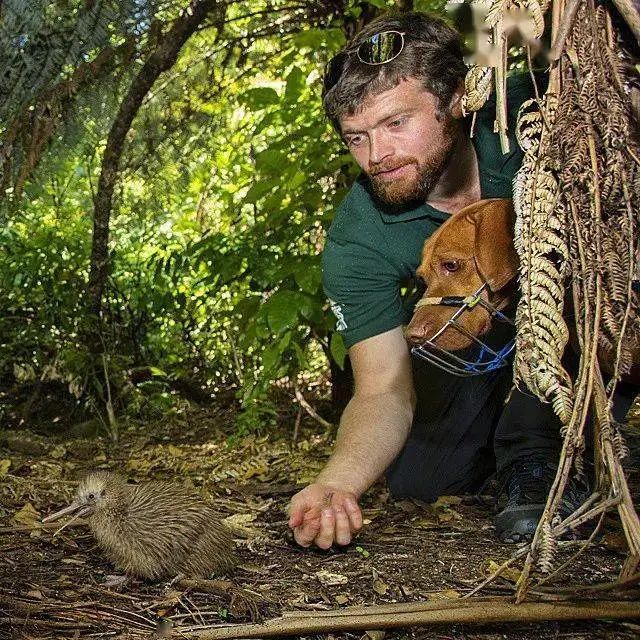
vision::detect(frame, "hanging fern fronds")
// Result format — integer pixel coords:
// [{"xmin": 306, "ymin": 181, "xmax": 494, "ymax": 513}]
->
[
  {"xmin": 463, "ymin": 0, "xmax": 553, "ymax": 150},
  {"xmin": 465, "ymin": 0, "xmax": 640, "ymax": 598},
  {"xmin": 513, "ymin": 93, "xmax": 574, "ymax": 424},
  {"xmin": 0, "ymin": 0, "xmax": 144, "ymax": 125},
  {"xmin": 462, "ymin": 65, "xmax": 493, "ymax": 115},
  {"xmin": 517, "ymin": 0, "xmax": 545, "ymax": 40},
  {"xmin": 0, "ymin": 0, "xmax": 169, "ymax": 201},
  {"xmin": 536, "ymin": 520, "xmax": 557, "ymax": 573}
]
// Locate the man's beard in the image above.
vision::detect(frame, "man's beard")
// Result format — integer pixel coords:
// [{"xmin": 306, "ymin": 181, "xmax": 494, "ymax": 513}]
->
[{"xmin": 369, "ymin": 123, "xmax": 457, "ymax": 206}]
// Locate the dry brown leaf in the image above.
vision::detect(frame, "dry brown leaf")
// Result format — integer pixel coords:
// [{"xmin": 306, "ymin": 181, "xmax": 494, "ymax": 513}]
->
[
  {"xmin": 243, "ymin": 464, "xmax": 269, "ymax": 480},
  {"xmin": 0, "ymin": 459, "xmax": 11, "ymax": 477},
  {"xmin": 315, "ymin": 570, "xmax": 348, "ymax": 586},
  {"xmin": 49, "ymin": 444, "xmax": 67, "ymax": 459},
  {"xmin": 413, "ymin": 518, "xmax": 439, "ymax": 530},
  {"xmin": 372, "ymin": 579, "xmax": 388, "ymax": 595},
  {"xmin": 431, "ymin": 496, "xmax": 463, "ymax": 509},
  {"xmin": 600, "ymin": 532, "xmax": 628, "ymax": 551},
  {"xmin": 487, "ymin": 560, "xmax": 522, "ymax": 583},
  {"xmin": 224, "ymin": 513, "xmax": 257, "ymax": 526},
  {"xmin": 166, "ymin": 444, "xmax": 183, "ymax": 457},
  {"xmin": 12, "ymin": 502, "xmax": 40, "ymax": 528},
  {"xmin": 223, "ymin": 512, "xmax": 260, "ymax": 539}
]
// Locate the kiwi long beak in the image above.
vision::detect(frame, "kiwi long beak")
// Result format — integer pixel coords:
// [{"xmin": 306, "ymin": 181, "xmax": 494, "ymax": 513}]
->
[
  {"xmin": 42, "ymin": 501, "xmax": 88, "ymax": 523},
  {"xmin": 42, "ymin": 501, "xmax": 92, "ymax": 538}
]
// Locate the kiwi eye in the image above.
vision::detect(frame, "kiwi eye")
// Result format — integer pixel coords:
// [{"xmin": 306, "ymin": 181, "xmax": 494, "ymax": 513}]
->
[
  {"xmin": 88, "ymin": 493, "xmax": 95, "ymax": 500},
  {"xmin": 443, "ymin": 260, "xmax": 459, "ymax": 273}
]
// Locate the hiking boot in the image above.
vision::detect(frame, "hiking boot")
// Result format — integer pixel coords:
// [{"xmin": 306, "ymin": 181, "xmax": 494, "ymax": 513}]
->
[{"xmin": 495, "ymin": 458, "xmax": 590, "ymax": 543}]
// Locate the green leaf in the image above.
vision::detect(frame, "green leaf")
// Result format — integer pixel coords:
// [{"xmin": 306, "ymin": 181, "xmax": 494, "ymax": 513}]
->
[
  {"xmin": 296, "ymin": 292, "xmax": 317, "ymax": 320},
  {"xmin": 330, "ymin": 332, "xmax": 347, "ymax": 369},
  {"xmin": 302, "ymin": 187, "xmax": 323, "ymax": 210},
  {"xmin": 261, "ymin": 342, "xmax": 280, "ymax": 372},
  {"xmin": 287, "ymin": 170, "xmax": 306, "ymax": 190},
  {"xmin": 261, "ymin": 331, "xmax": 292, "ymax": 371},
  {"xmin": 244, "ymin": 180, "xmax": 275, "ymax": 203},
  {"xmin": 295, "ymin": 262, "xmax": 321, "ymax": 293},
  {"xmin": 293, "ymin": 341, "xmax": 307, "ymax": 368},
  {"xmin": 233, "ymin": 296, "xmax": 261, "ymax": 322},
  {"xmin": 291, "ymin": 28, "xmax": 328, "ymax": 49},
  {"xmin": 253, "ymin": 112, "xmax": 276, "ymax": 135},
  {"xmin": 285, "ymin": 67, "xmax": 305, "ymax": 102},
  {"xmin": 241, "ymin": 87, "xmax": 279, "ymax": 108},
  {"xmin": 261, "ymin": 290, "xmax": 300, "ymax": 333},
  {"xmin": 255, "ymin": 148, "xmax": 286, "ymax": 172}
]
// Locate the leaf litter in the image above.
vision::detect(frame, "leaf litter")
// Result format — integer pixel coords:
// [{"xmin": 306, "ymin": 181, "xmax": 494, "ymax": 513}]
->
[{"xmin": 0, "ymin": 401, "xmax": 638, "ymax": 639}]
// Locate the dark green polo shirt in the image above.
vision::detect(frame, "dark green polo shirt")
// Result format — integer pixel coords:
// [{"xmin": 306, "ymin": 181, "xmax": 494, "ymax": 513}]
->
[{"xmin": 323, "ymin": 73, "xmax": 541, "ymax": 349}]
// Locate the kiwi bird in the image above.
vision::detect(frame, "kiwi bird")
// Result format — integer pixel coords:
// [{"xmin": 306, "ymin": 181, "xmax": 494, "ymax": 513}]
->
[{"xmin": 43, "ymin": 471, "xmax": 237, "ymax": 580}]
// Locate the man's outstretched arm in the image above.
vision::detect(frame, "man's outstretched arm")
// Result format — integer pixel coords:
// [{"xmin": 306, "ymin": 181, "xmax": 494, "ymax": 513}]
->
[{"xmin": 288, "ymin": 327, "xmax": 416, "ymax": 549}]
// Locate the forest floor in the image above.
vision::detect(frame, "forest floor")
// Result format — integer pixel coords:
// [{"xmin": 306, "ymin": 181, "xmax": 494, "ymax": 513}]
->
[{"xmin": 1, "ymin": 388, "xmax": 639, "ymax": 640}]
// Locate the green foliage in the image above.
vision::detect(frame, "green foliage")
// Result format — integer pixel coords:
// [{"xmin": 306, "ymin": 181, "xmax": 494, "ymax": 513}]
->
[
  {"xmin": 0, "ymin": 0, "xmax": 450, "ymax": 432},
  {"xmin": 0, "ymin": 3, "xmax": 349, "ymax": 428}
]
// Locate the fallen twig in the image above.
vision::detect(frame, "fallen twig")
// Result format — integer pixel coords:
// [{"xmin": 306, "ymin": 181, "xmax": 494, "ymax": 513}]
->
[
  {"xmin": 176, "ymin": 578, "xmax": 235, "ymax": 597},
  {"xmin": 183, "ymin": 598, "xmax": 640, "ymax": 639},
  {"xmin": 0, "ymin": 616, "xmax": 92, "ymax": 630},
  {"xmin": 294, "ymin": 386, "xmax": 332, "ymax": 430},
  {"xmin": 535, "ymin": 572, "xmax": 640, "ymax": 594}
]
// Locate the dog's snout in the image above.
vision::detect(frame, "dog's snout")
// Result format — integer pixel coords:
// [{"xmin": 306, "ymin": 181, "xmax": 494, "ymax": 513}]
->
[{"xmin": 405, "ymin": 318, "xmax": 431, "ymax": 345}]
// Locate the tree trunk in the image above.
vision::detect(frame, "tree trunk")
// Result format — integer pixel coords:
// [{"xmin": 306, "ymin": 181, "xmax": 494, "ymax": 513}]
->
[{"xmin": 86, "ymin": 0, "xmax": 220, "ymax": 324}]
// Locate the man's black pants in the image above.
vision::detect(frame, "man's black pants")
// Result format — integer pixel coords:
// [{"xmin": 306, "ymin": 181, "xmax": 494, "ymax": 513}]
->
[
  {"xmin": 385, "ymin": 357, "xmax": 563, "ymax": 501},
  {"xmin": 386, "ymin": 356, "xmax": 638, "ymax": 502}
]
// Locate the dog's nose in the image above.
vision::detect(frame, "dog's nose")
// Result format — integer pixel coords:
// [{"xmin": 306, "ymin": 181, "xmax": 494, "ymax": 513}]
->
[{"xmin": 405, "ymin": 321, "xmax": 430, "ymax": 345}]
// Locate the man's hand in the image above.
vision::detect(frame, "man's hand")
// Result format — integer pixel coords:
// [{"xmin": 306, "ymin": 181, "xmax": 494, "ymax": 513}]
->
[{"xmin": 288, "ymin": 483, "xmax": 363, "ymax": 549}]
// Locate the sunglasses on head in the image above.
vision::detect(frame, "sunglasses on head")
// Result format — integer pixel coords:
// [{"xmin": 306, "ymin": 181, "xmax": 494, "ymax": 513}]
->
[{"xmin": 323, "ymin": 30, "xmax": 406, "ymax": 95}]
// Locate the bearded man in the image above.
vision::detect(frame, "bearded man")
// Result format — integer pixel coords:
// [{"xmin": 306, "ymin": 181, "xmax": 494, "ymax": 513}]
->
[{"xmin": 287, "ymin": 11, "xmax": 587, "ymax": 548}]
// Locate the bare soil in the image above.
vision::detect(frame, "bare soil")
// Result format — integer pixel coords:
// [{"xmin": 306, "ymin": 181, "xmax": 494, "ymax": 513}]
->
[{"xmin": 1, "ymin": 397, "xmax": 639, "ymax": 639}]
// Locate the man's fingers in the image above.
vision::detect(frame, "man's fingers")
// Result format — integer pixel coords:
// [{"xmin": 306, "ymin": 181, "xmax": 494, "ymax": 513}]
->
[
  {"xmin": 288, "ymin": 486, "xmax": 362, "ymax": 549},
  {"xmin": 343, "ymin": 496, "xmax": 363, "ymax": 532},
  {"xmin": 333, "ymin": 505, "xmax": 352, "ymax": 546},
  {"xmin": 288, "ymin": 510, "xmax": 303, "ymax": 528},
  {"xmin": 315, "ymin": 508, "xmax": 336, "ymax": 550},
  {"xmin": 293, "ymin": 517, "xmax": 321, "ymax": 547},
  {"xmin": 289, "ymin": 502, "xmax": 321, "ymax": 530}
]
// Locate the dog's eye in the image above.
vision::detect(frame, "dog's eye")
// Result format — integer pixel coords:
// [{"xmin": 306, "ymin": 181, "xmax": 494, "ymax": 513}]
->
[{"xmin": 442, "ymin": 260, "xmax": 460, "ymax": 273}]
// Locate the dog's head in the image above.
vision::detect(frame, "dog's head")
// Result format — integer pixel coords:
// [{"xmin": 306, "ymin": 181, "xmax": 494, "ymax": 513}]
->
[{"xmin": 406, "ymin": 198, "xmax": 518, "ymax": 351}]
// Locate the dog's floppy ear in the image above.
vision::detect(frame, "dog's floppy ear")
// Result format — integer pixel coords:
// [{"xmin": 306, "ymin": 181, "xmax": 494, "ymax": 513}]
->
[{"xmin": 473, "ymin": 199, "xmax": 519, "ymax": 292}]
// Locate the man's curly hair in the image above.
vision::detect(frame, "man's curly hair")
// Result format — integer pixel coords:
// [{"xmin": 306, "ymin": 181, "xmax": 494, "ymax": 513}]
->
[{"xmin": 323, "ymin": 11, "xmax": 468, "ymax": 133}]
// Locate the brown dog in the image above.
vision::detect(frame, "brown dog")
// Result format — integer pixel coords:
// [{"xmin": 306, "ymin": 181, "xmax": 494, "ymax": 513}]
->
[
  {"xmin": 405, "ymin": 198, "xmax": 518, "ymax": 352},
  {"xmin": 406, "ymin": 198, "xmax": 640, "ymax": 384}
]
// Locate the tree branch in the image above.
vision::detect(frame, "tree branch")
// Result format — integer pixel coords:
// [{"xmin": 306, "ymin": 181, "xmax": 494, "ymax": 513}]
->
[{"xmin": 185, "ymin": 598, "xmax": 640, "ymax": 638}]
